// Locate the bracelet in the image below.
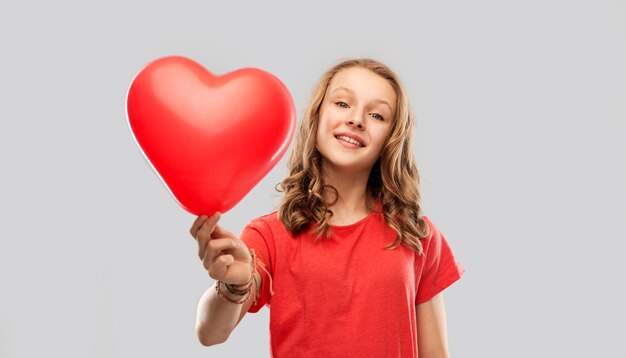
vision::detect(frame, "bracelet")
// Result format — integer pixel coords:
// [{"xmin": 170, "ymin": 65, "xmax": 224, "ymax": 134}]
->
[
  {"xmin": 225, "ymin": 281, "xmax": 252, "ymax": 296},
  {"xmin": 224, "ymin": 265, "xmax": 254, "ymax": 295},
  {"xmin": 249, "ymin": 248, "xmax": 274, "ymax": 306},
  {"xmin": 252, "ymin": 273, "xmax": 259, "ymax": 305},
  {"xmin": 228, "ymin": 278, "xmax": 253, "ymax": 289},
  {"xmin": 215, "ymin": 281, "xmax": 251, "ymax": 304}
]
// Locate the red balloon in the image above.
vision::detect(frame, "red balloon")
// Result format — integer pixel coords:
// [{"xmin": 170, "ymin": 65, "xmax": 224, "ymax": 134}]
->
[{"xmin": 126, "ymin": 56, "xmax": 296, "ymax": 216}]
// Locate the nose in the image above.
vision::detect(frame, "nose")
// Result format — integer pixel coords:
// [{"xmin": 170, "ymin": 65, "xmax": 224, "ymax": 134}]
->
[{"xmin": 347, "ymin": 114, "xmax": 364, "ymax": 129}]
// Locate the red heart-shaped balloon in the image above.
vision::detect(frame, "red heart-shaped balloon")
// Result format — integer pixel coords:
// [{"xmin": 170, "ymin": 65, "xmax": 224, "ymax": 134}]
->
[{"xmin": 126, "ymin": 56, "xmax": 296, "ymax": 216}]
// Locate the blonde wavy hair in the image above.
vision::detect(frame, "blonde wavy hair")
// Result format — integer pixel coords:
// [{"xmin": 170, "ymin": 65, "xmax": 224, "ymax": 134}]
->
[{"xmin": 275, "ymin": 58, "xmax": 429, "ymax": 254}]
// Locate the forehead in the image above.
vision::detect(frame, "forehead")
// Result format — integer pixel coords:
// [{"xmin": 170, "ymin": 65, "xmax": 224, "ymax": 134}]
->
[{"xmin": 326, "ymin": 67, "xmax": 396, "ymax": 106}]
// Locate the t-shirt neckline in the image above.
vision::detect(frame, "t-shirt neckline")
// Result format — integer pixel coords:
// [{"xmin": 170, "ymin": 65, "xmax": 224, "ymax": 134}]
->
[
  {"xmin": 328, "ymin": 211, "xmax": 375, "ymax": 229},
  {"xmin": 328, "ymin": 200, "xmax": 382, "ymax": 230}
]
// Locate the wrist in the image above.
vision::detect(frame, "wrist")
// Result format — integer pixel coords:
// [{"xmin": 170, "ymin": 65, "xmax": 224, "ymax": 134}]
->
[
  {"xmin": 215, "ymin": 281, "xmax": 250, "ymax": 304},
  {"xmin": 225, "ymin": 261, "xmax": 254, "ymax": 291}
]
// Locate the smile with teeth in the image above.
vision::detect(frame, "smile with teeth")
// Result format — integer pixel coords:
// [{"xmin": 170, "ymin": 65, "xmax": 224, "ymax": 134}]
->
[{"xmin": 336, "ymin": 135, "xmax": 364, "ymax": 147}]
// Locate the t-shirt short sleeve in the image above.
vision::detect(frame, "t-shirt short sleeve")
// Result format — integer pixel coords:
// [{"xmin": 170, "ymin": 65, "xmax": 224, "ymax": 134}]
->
[
  {"xmin": 239, "ymin": 218, "xmax": 275, "ymax": 313},
  {"xmin": 415, "ymin": 216, "xmax": 465, "ymax": 305}
]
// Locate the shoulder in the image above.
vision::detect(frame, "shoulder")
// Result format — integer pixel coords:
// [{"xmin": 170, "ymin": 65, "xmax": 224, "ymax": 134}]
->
[
  {"xmin": 420, "ymin": 215, "xmax": 439, "ymax": 240},
  {"xmin": 245, "ymin": 211, "xmax": 285, "ymax": 238},
  {"xmin": 249, "ymin": 210, "xmax": 281, "ymax": 229},
  {"xmin": 413, "ymin": 214, "xmax": 443, "ymax": 254},
  {"xmin": 421, "ymin": 214, "xmax": 433, "ymax": 227},
  {"xmin": 416, "ymin": 214, "xmax": 459, "ymax": 260}
]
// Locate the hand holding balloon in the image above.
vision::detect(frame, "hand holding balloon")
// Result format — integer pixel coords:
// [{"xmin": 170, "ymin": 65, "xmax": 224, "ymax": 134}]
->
[
  {"xmin": 126, "ymin": 56, "xmax": 296, "ymax": 216},
  {"xmin": 189, "ymin": 213, "xmax": 252, "ymax": 285}
]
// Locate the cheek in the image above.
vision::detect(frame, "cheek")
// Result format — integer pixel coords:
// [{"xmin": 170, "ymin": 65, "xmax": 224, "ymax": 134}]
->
[
  {"xmin": 316, "ymin": 112, "xmax": 334, "ymax": 136},
  {"xmin": 319, "ymin": 105, "xmax": 341, "ymax": 125},
  {"xmin": 315, "ymin": 120, "xmax": 329, "ymax": 147},
  {"xmin": 372, "ymin": 130, "xmax": 391, "ymax": 154},
  {"xmin": 315, "ymin": 128, "xmax": 323, "ymax": 147}
]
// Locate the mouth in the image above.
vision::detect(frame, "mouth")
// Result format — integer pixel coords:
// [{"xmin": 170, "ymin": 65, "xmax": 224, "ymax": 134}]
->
[
  {"xmin": 334, "ymin": 131, "xmax": 366, "ymax": 147},
  {"xmin": 334, "ymin": 134, "xmax": 365, "ymax": 147}
]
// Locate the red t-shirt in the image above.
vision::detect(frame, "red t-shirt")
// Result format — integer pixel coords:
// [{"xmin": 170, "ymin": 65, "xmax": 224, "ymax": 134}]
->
[{"xmin": 240, "ymin": 208, "xmax": 464, "ymax": 357}]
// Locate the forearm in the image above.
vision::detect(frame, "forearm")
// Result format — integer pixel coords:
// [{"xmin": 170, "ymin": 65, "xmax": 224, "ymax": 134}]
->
[
  {"xmin": 416, "ymin": 294, "xmax": 449, "ymax": 358},
  {"xmin": 195, "ymin": 281, "xmax": 247, "ymax": 346}
]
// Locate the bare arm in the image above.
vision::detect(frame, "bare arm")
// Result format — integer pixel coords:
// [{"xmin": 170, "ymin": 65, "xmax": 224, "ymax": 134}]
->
[
  {"xmin": 195, "ymin": 272, "xmax": 261, "ymax": 345},
  {"xmin": 416, "ymin": 293, "xmax": 449, "ymax": 358},
  {"xmin": 189, "ymin": 213, "xmax": 261, "ymax": 346}
]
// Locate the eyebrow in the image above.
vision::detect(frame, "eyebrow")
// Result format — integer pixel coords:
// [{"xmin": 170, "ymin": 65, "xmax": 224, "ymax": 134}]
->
[{"xmin": 330, "ymin": 86, "xmax": 393, "ymax": 112}]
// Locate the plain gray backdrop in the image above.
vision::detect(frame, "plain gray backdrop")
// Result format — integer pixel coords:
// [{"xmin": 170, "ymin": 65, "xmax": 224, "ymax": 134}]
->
[{"xmin": 1, "ymin": 0, "xmax": 624, "ymax": 357}]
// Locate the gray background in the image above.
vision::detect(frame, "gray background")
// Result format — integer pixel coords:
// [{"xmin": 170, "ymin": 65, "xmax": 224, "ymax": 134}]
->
[{"xmin": 1, "ymin": 0, "xmax": 624, "ymax": 357}]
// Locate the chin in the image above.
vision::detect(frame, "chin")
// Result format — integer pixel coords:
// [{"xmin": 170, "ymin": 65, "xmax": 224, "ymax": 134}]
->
[{"xmin": 323, "ymin": 158, "xmax": 372, "ymax": 173}]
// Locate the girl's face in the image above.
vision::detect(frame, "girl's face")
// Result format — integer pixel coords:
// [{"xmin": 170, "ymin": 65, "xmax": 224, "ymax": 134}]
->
[{"xmin": 316, "ymin": 67, "xmax": 397, "ymax": 175}]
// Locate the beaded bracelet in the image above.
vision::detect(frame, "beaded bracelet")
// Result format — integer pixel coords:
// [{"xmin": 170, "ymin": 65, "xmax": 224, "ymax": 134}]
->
[
  {"xmin": 215, "ymin": 281, "xmax": 251, "ymax": 304},
  {"xmin": 225, "ymin": 277, "xmax": 253, "ymax": 295},
  {"xmin": 225, "ymin": 281, "xmax": 252, "ymax": 296}
]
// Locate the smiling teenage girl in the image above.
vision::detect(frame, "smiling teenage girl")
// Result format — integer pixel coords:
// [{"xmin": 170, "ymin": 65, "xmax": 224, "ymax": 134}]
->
[{"xmin": 190, "ymin": 59, "xmax": 464, "ymax": 357}]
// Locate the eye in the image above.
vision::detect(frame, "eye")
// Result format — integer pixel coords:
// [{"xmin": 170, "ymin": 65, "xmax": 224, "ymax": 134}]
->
[
  {"xmin": 335, "ymin": 101, "xmax": 349, "ymax": 108},
  {"xmin": 370, "ymin": 113, "xmax": 384, "ymax": 121}
]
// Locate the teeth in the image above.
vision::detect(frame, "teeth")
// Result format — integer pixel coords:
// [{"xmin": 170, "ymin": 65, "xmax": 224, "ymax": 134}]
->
[{"xmin": 336, "ymin": 135, "xmax": 363, "ymax": 147}]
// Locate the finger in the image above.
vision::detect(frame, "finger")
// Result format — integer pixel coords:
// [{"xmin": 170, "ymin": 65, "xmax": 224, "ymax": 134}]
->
[
  {"xmin": 196, "ymin": 213, "xmax": 221, "ymax": 258},
  {"xmin": 210, "ymin": 223, "xmax": 235, "ymax": 240},
  {"xmin": 203, "ymin": 238, "xmax": 238, "ymax": 264},
  {"xmin": 208, "ymin": 254, "xmax": 235, "ymax": 280},
  {"xmin": 189, "ymin": 215, "xmax": 209, "ymax": 238},
  {"xmin": 196, "ymin": 212, "xmax": 221, "ymax": 240}
]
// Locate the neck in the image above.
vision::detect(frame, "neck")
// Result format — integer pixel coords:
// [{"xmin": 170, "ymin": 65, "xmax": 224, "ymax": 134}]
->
[{"xmin": 320, "ymin": 161, "xmax": 375, "ymax": 221}]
